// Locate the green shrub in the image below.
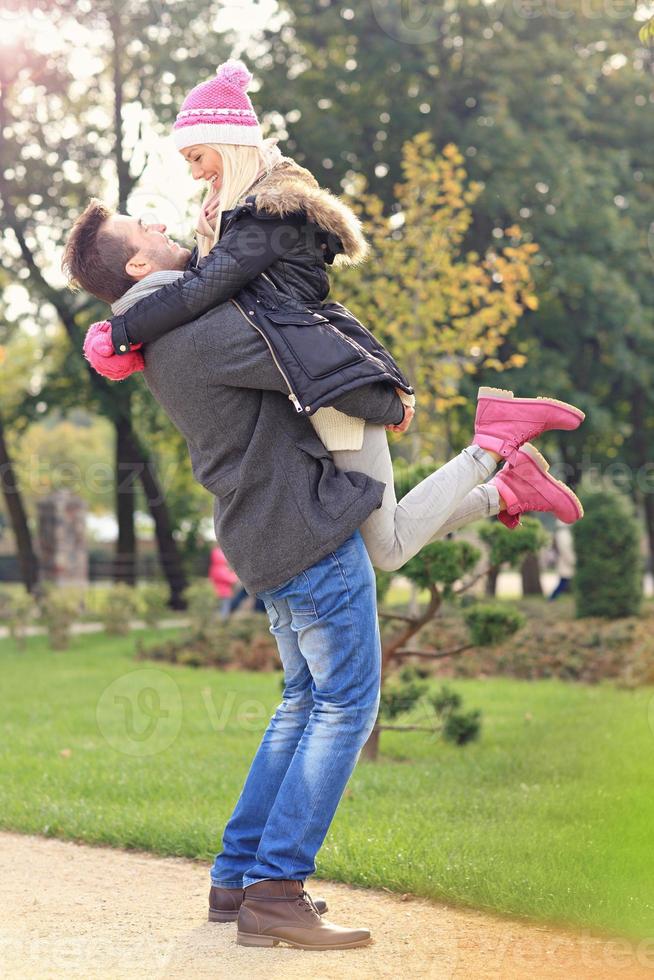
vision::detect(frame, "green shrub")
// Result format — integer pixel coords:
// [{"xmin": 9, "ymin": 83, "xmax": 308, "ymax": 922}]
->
[
  {"xmin": 137, "ymin": 583, "xmax": 169, "ymax": 628},
  {"xmin": 402, "ymin": 538, "xmax": 480, "ymax": 594},
  {"xmin": 442, "ymin": 708, "xmax": 482, "ymax": 745},
  {"xmin": 40, "ymin": 588, "xmax": 81, "ymax": 650},
  {"xmin": 573, "ymin": 493, "xmax": 642, "ymax": 619},
  {"xmin": 183, "ymin": 580, "xmax": 218, "ymax": 634},
  {"xmin": 478, "ymin": 516, "xmax": 548, "ymax": 568},
  {"xmin": 96, "ymin": 583, "xmax": 140, "ymax": 636},
  {"xmin": 379, "ymin": 674, "xmax": 429, "ymax": 720},
  {"xmin": 136, "ymin": 614, "xmax": 277, "ymax": 672},
  {"xmin": 429, "ymin": 684, "xmax": 482, "ymax": 746},
  {"xmin": 430, "ymin": 685, "xmax": 462, "ymax": 714},
  {"xmin": 377, "ymin": 670, "xmax": 483, "ymax": 746},
  {"xmin": 0, "ymin": 588, "xmax": 37, "ymax": 649},
  {"xmin": 464, "ymin": 603, "xmax": 526, "ymax": 645}
]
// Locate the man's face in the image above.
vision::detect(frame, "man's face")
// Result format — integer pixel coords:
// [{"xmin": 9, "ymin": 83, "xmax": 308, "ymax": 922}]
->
[{"xmin": 106, "ymin": 214, "xmax": 192, "ymax": 281}]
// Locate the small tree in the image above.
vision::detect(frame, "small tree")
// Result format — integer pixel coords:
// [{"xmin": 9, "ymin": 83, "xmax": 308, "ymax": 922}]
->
[
  {"xmin": 364, "ymin": 476, "xmax": 537, "ymax": 760},
  {"xmin": 378, "ymin": 668, "xmax": 483, "ymax": 747},
  {"xmin": 573, "ymin": 492, "xmax": 642, "ymax": 619},
  {"xmin": 336, "ymin": 133, "xmax": 539, "ymax": 450},
  {"xmin": 478, "ymin": 516, "xmax": 548, "ymax": 579}
]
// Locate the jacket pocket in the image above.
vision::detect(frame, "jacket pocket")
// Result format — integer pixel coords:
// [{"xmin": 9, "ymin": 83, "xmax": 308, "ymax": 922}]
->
[
  {"xmin": 264, "ymin": 310, "xmax": 365, "ymax": 381},
  {"xmin": 295, "ymin": 435, "xmax": 361, "ymax": 521}
]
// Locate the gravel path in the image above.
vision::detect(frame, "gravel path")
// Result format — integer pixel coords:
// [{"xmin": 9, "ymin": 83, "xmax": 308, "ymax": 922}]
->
[{"xmin": 1, "ymin": 831, "xmax": 652, "ymax": 980}]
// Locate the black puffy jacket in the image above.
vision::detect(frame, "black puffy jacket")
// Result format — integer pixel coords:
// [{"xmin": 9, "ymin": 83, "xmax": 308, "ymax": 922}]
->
[{"xmin": 110, "ymin": 158, "xmax": 414, "ymax": 416}]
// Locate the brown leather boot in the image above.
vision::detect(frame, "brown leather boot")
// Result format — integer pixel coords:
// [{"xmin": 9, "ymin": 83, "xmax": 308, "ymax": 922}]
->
[
  {"xmin": 236, "ymin": 879, "xmax": 371, "ymax": 950},
  {"xmin": 208, "ymin": 883, "xmax": 327, "ymax": 923}
]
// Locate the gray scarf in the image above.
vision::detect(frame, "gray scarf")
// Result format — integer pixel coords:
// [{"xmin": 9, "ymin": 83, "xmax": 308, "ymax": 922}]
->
[{"xmin": 111, "ymin": 270, "xmax": 184, "ymax": 316}]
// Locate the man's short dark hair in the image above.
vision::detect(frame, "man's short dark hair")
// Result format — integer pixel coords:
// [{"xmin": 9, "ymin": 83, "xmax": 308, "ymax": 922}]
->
[{"xmin": 62, "ymin": 199, "xmax": 137, "ymax": 304}]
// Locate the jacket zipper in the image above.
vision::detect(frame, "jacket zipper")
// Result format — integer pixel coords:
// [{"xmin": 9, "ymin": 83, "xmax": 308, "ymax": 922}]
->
[
  {"xmin": 230, "ymin": 297, "xmax": 305, "ymax": 414},
  {"xmin": 257, "ymin": 273, "xmax": 411, "ymax": 396},
  {"xmin": 260, "ymin": 270, "xmax": 278, "ymax": 292}
]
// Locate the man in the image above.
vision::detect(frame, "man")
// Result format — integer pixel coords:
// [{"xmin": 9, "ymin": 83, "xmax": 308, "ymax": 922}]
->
[{"xmin": 63, "ymin": 200, "xmax": 410, "ymax": 951}]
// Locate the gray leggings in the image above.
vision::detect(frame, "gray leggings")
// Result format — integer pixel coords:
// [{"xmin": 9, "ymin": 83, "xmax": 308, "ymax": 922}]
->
[{"xmin": 331, "ymin": 424, "xmax": 500, "ymax": 572}]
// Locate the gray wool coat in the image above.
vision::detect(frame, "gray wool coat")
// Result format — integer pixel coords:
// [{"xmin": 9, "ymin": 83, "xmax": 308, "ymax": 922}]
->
[{"xmin": 136, "ymin": 295, "xmax": 404, "ymax": 594}]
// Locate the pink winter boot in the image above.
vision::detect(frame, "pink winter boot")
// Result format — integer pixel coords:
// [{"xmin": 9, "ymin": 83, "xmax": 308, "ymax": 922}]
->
[
  {"xmin": 473, "ymin": 386, "xmax": 585, "ymax": 463},
  {"xmin": 490, "ymin": 443, "xmax": 584, "ymax": 529}
]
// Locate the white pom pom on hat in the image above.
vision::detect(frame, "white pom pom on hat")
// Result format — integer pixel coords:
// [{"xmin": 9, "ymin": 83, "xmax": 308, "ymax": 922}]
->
[{"xmin": 173, "ymin": 58, "xmax": 262, "ymax": 151}]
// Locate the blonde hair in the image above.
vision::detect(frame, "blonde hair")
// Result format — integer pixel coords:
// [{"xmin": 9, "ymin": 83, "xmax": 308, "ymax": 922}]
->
[{"xmin": 197, "ymin": 138, "xmax": 282, "ymax": 256}]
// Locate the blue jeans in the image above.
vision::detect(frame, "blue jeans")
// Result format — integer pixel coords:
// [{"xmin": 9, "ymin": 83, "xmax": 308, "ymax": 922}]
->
[{"xmin": 210, "ymin": 530, "xmax": 381, "ymax": 888}]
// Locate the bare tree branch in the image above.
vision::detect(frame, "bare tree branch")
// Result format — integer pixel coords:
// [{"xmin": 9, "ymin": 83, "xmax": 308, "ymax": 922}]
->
[{"xmin": 394, "ymin": 643, "xmax": 472, "ymax": 660}]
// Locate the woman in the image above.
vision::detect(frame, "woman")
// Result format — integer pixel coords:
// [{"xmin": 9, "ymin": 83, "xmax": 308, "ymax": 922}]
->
[{"xmin": 85, "ymin": 60, "xmax": 585, "ymax": 569}]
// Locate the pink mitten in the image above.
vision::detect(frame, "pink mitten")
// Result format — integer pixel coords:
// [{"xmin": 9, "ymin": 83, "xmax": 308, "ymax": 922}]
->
[{"xmin": 83, "ymin": 321, "xmax": 144, "ymax": 381}]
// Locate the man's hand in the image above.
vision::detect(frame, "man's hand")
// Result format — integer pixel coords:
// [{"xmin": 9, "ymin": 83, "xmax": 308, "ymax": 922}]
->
[{"xmin": 386, "ymin": 392, "xmax": 415, "ymax": 434}]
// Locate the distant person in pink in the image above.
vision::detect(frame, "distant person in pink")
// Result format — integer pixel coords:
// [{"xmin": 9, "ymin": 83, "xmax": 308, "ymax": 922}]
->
[{"xmin": 208, "ymin": 546, "xmax": 239, "ymax": 618}]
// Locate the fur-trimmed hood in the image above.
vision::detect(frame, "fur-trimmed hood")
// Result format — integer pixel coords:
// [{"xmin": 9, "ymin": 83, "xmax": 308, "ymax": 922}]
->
[{"xmin": 247, "ymin": 157, "xmax": 369, "ymax": 267}]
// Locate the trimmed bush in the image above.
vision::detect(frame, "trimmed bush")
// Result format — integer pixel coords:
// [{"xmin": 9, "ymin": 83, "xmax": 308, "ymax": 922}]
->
[
  {"xmin": 136, "ymin": 613, "xmax": 278, "ymax": 672},
  {"xmin": 478, "ymin": 516, "xmax": 548, "ymax": 568},
  {"xmin": 442, "ymin": 708, "xmax": 482, "ymax": 745},
  {"xmin": 573, "ymin": 492, "xmax": 642, "ymax": 619},
  {"xmin": 464, "ymin": 603, "xmax": 526, "ymax": 646},
  {"xmin": 40, "ymin": 588, "xmax": 80, "ymax": 650},
  {"xmin": 402, "ymin": 538, "xmax": 480, "ymax": 594},
  {"xmin": 0, "ymin": 588, "xmax": 37, "ymax": 649},
  {"xmin": 183, "ymin": 581, "xmax": 219, "ymax": 635},
  {"xmin": 379, "ymin": 675, "xmax": 428, "ymax": 720},
  {"xmin": 96, "ymin": 583, "xmax": 140, "ymax": 636},
  {"xmin": 429, "ymin": 683, "xmax": 482, "ymax": 745},
  {"xmin": 137, "ymin": 583, "xmax": 169, "ymax": 628}
]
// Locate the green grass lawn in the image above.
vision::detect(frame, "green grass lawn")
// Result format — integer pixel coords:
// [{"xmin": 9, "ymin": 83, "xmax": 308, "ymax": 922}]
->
[{"xmin": 2, "ymin": 629, "xmax": 654, "ymax": 939}]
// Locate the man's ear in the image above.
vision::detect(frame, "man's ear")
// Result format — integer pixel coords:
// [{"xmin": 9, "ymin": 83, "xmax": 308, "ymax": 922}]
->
[{"xmin": 125, "ymin": 252, "xmax": 153, "ymax": 280}]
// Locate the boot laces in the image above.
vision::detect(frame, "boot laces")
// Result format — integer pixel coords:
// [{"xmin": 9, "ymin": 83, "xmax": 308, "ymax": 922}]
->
[{"xmin": 297, "ymin": 889, "xmax": 319, "ymax": 914}]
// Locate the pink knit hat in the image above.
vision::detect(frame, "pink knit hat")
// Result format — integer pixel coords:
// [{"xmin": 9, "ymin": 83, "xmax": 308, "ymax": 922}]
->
[{"xmin": 173, "ymin": 59, "xmax": 263, "ymax": 151}]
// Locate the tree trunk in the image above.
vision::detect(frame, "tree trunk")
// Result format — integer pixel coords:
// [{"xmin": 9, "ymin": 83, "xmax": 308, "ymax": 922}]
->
[
  {"xmin": 643, "ymin": 493, "xmax": 654, "ymax": 582},
  {"xmin": 361, "ymin": 725, "xmax": 380, "ymax": 761},
  {"xmin": 630, "ymin": 385, "xmax": 654, "ymax": 576},
  {"xmin": 521, "ymin": 552, "xmax": 543, "ymax": 596},
  {"xmin": 558, "ymin": 437, "xmax": 583, "ymax": 491},
  {"xmin": 0, "ymin": 410, "xmax": 39, "ymax": 592},
  {"xmin": 114, "ymin": 415, "xmax": 137, "ymax": 585},
  {"xmin": 129, "ymin": 436, "xmax": 188, "ymax": 609},
  {"xmin": 485, "ymin": 566, "xmax": 499, "ymax": 596}
]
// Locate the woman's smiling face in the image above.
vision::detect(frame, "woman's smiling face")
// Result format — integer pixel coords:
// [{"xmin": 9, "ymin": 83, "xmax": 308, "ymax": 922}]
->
[{"xmin": 180, "ymin": 145, "xmax": 223, "ymax": 190}]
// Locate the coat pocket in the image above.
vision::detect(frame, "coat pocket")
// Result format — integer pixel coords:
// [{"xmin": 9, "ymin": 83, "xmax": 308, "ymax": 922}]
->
[
  {"xmin": 264, "ymin": 310, "xmax": 365, "ymax": 381},
  {"xmin": 295, "ymin": 435, "xmax": 361, "ymax": 521}
]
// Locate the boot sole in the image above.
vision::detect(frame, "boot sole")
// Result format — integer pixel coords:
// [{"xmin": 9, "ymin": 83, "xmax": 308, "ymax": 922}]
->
[
  {"xmin": 478, "ymin": 386, "xmax": 586, "ymax": 424},
  {"xmin": 236, "ymin": 930, "xmax": 372, "ymax": 950},
  {"xmin": 208, "ymin": 908, "xmax": 238, "ymax": 922},
  {"xmin": 520, "ymin": 443, "xmax": 584, "ymax": 521}
]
